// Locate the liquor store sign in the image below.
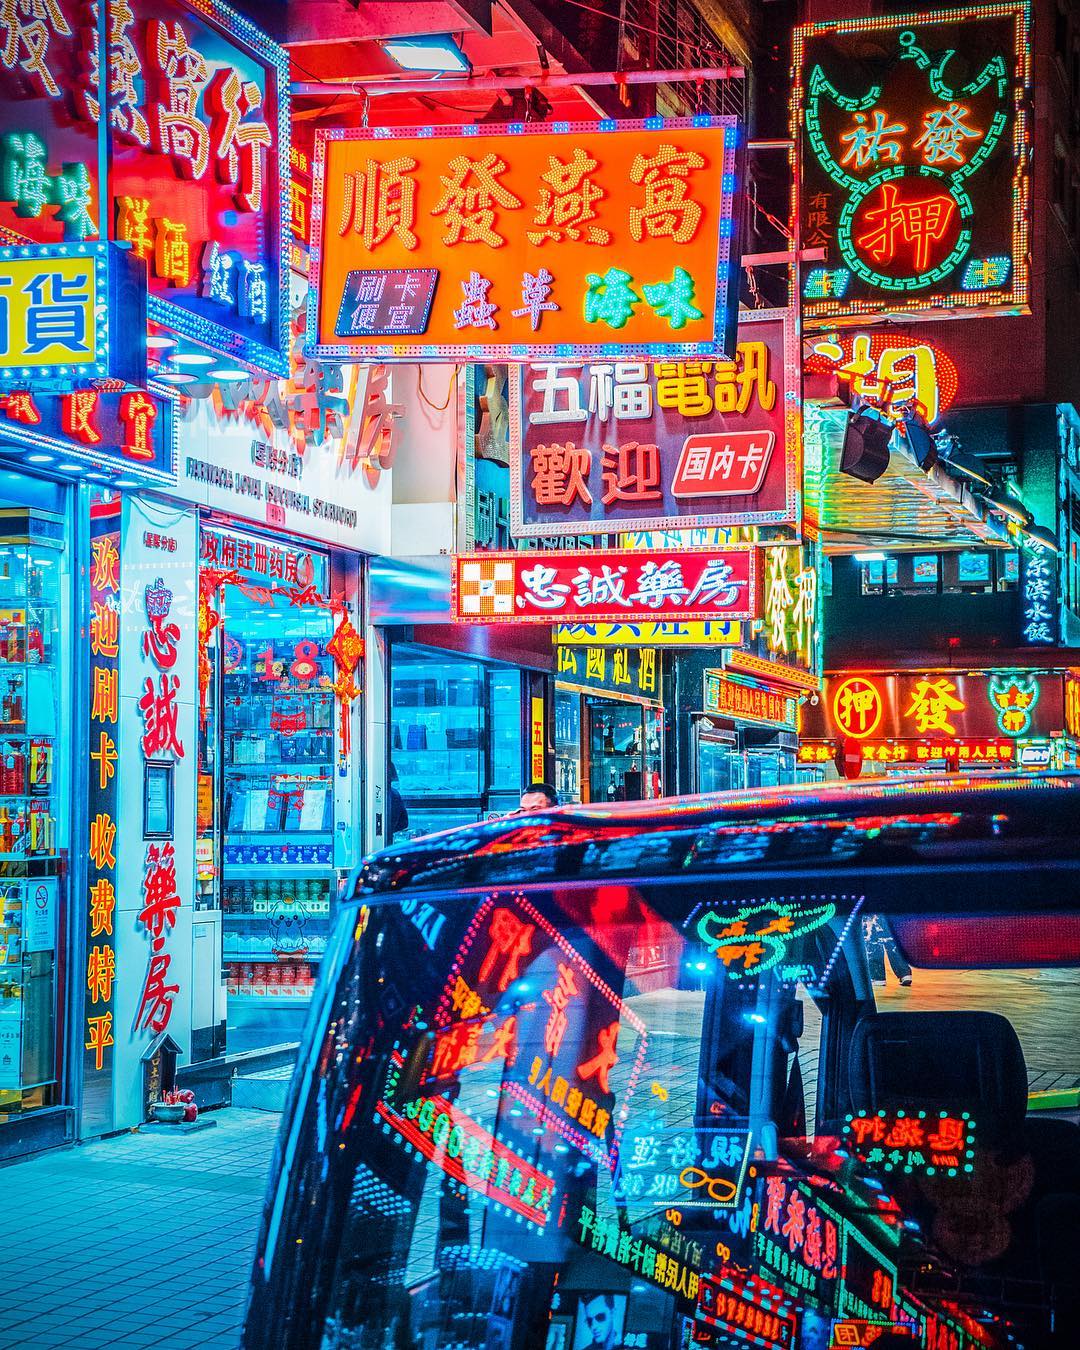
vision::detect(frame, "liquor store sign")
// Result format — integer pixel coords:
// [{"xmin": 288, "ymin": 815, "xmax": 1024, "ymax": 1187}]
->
[{"xmin": 309, "ymin": 119, "xmax": 740, "ymax": 361}]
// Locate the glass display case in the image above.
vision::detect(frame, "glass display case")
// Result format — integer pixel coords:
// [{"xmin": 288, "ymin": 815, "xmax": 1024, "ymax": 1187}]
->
[
  {"xmin": 586, "ymin": 697, "xmax": 663, "ymax": 803},
  {"xmin": 196, "ymin": 528, "xmax": 339, "ymax": 1055},
  {"xmin": 0, "ymin": 510, "xmax": 66, "ymax": 1115},
  {"xmin": 390, "ymin": 647, "xmax": 525, "ymax": 837}
]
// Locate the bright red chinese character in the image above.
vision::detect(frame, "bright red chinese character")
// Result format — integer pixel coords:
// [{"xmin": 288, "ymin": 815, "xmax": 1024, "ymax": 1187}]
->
[
  {"xmin": 577, "ymin": 1021, "xmax": 619, "ymax": 1096},
  {"xmin": 134, "ymin": 951, "xmax": 179, "ymax": 1034},
  {"xmin": 120, "ymin": 391, "xmax": 158, "ymax": 462},
  {"xmin": 85, "ymin": 1011, "xmax": 114, "ymax": 1069},
  {"xmin": 477, "ymin": 907, "xmax": 535, "ymax": 993},
  {"xmin": 139, "ymin": 842, "xmax": 180, "ymax": 942},
  {"xmin": 600, "ymin": 442, "xmax": 662, "ymax": 505},
  {"xmin": 856, "ymin": 180, "xmax": 957, "ymax": 273},
  {"xmin": 138, "ymin": 673, "xmax": 185, "ymax": 759},
  {"xmin": 542, "ymin": 962, "xmax": 578, "ymax": 1058},
  {"xmin": 529, "ymin": 443, "xmax": 592, "ymax": 508},
  {"xmin": 206, "ymin": 69, "xmax": 273, "ymax": 213},
  {"xmin": 781, "ymin": 1190, "xmax": 806, "ymax": 1251},
  {"xmin": 62, "ymin": 390, "xmax": 101, "ymax": 445}
]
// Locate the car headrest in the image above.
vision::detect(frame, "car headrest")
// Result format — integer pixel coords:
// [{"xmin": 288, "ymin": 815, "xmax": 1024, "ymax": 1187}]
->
[{"xmin": 849, "ymin": 1011, "xmax": 1028, "ymax": 1140}]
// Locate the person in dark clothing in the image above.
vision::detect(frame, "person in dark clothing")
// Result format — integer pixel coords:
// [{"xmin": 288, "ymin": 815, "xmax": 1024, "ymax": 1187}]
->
[
  {"xmin": 388, "ymin": 762, "xmax": 409, "ymax": 844},
  {"xmin": 863, "ymin": 913, "xmax": 912, "ymax": 986}
]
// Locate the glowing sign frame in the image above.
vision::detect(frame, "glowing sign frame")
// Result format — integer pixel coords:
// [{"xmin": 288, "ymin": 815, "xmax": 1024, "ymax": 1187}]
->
[
  {"xmin": 791, "ymin": 3, "xmax": 1031, "ymax": 326},
  {"xmin": 307, "ymin": 118, "xmax": 741, "ymax": 362}
]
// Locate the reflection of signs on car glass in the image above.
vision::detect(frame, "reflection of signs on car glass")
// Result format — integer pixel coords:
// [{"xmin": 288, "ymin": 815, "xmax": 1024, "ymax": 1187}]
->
[
  {"xmin": 613, "ymin": 1121, "xmax": 752, "ymax": 1212},
  {"xmin": 694, "ymin": 900, "xmax": 837, "ymax": 980},
  {"xmin": 431, "ymin": 894, "xmax": 647, "ymax": 1164}
]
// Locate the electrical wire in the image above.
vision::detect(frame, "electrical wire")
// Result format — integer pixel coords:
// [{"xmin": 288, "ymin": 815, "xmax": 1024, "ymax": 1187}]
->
[{"xmin": 417, "ymin": 366, "xmax": 457, "ymax": 412}]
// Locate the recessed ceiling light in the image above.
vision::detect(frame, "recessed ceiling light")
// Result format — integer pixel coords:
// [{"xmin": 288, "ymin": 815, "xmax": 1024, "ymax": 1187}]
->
[
  {"xmin": 146, "ymin": 334, "xmax": 178, "ymax": 351},
  {"xmin": 172, "ymin": 351, "xmax": 217, "ymax": 367},
  {"xmin": 154, "ymin": 370, "xmax": 198, "ymax": 384},
  {"xmin": 26, "ymin": 453, "xmax": 54, "ymax": 464},
  {"xmin": 208, "ymin": 367, "xmax": 252, "ymax": 381},
  {"xmin": 114, "ymin": 478, "xmax": 138, "ymax": 488},
  {"xmin": 57, "ymin": 462, "xmax": 84, "ymax": 472}
]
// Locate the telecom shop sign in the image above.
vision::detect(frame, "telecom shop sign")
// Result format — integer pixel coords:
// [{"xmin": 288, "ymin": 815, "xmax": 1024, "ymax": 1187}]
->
[
  {"xmin": 451, "ymin": 546, "xmax": 757, "ymax": 625},
  {"xmin": 793, "ymin": 4, "xmax": 1030, "ymax": 324},
  {"xmin": 510, "ymin": 313, "xmax": 798, "ymax": 538},
  {"xmin": 0, "ymin": 243, "xmax": 145, "ymax": 387},
  {"xmin": 308, "ymin": 119, "xmax": 740, "ymax": 361},
  {"xmin": 0, "ymin": 0, "xmax": 291, "ymax": 373}
]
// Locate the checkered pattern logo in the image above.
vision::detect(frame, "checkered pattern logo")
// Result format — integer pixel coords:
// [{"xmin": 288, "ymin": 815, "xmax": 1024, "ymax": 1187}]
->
[{"xmin": 457, "ymin": 559, "xmax": 515, "ymax": 616}]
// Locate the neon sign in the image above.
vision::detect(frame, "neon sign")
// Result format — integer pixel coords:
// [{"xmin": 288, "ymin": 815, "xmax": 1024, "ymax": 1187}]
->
[
  {"xmin": 1019, "ymin": 547, "xmax": 1057, "ymax": 645},
  {"xmin": 805, "ymin": 331, "xmax": 959, "ymax": 424},
  {"xmin": 831, "ymin": 676, "xmax": 884, "ymax": 740},
  {"xmin": 696, "ymin": 1273, "xmax": 795, "ymax": 1349},
  {"xmin": 844, "ymin": 1109, "xmax": 975, "ymax": 1176},
  {"xmin": 696, "ymin": 900, "xmax": 837, "ymax": 979},
  {"xmin": 0, "ymin": 0, "xmax": 290, "ymax": 372},
  {"xmin": 754, "ymin": 1174, "xmax": 840, "ymax": 1302},
  {"xmin": 614, "ymin": 1123, "xmax": 751, "ymax": 1213},
  {"xmin": 793, "ymin": 5, "xmax": 1030, "ymax": 323},
  {"xmin": 309, "ymin": 120, "xmax": 740, "ymax": 361},
  {"xmin": 988, "ymin": 674, "xmax": 1040, "ymax": 734}
]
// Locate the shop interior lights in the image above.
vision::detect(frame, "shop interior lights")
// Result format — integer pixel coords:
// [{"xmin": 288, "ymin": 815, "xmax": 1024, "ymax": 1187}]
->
[{"xmin": 382, "ymin": 34, "xmax": 471, "ymax": 74}]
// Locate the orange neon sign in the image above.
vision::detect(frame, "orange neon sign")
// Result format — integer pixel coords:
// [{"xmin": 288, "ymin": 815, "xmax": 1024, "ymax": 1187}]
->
[
  {"xmin": 309, "ymin": 120, "xmax": 739, "ymax": 361},
  {"xmin": 831, "ymin": 676, "xmax": 884, "ymax": 739}
]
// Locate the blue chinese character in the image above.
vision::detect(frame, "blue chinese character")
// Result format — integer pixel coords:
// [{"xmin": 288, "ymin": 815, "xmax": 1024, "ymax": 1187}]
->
[
  {"xmin": 2, "ymin": 133, "xmax": 50, "ymax": 219},
  {"xmin": 238, "ymin": 259, "xmax": 268, "ymax": 325},
  {"xmin": 201, "ymin": 241, "xmax": 236, "ymax": 308},
  {"xmin": 23, "ymin": 271, "xmax": 91, "ymax": 355},
  {"xmin": 53, "ymin": 162, "xmax": 96, "ymax": 241}
]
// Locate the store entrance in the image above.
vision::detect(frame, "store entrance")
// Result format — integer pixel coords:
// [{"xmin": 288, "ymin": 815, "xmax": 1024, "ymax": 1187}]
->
[
  {"xmin": 197, "ymin": 525, "xmax": 340, "ymax": 1058},
  {"xmin": 585, "ymin": 697, "xmax": 663, "ymax": 804},
  {"xmin": 390, "ymin": 645, "xmax": 525, "ymax": 838}
]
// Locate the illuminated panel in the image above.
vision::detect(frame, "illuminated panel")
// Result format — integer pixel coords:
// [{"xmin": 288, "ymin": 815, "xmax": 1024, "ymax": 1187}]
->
[
  {"xmin": 695, "ymin": 1271, "xmax": 796, "ymax": 1348},
  {"xmin": 432, "ymin": 892, "xmax": 648, "ymax": 1167},
  {"xmin": 703, "ymin": 672, "xmax": 799, "ymax": 731},
  {"xmin": 792, "ymin": 4, "xmax": 1030, "ymax": 325},
  {"xmin": 798, "ymin": 738, "xmax": 1017, "ymax": 766},
  {"xmin": 556, "ymin": 619, "xmax": 742, "ymax": 647},
  {"xmin": 693, "ymin": 899, "xmax": 837, "ymax": 981},
  {"xmin": 510, "ymin": 312, "xmax": 799, "ymax": 537},
  {"xmin": 309, "ymin": 119, "xmax": 741, "ymax": 361},
  {"xmin": 804, "ymin": 330, "xmax": 959, "ymax": 424},
  {"xmin": 375, "ymin": 1092, "xmax": 556, "ymax": 1230},
  {"xmin": 451, "ymin": 546, "xmax": 758, "ymax": 625},
  {"xmin": 0, "ymin": 243, "xmax": 107, "ymax": 382},
  {"xmin": 0, "ymin": 388, "xmax": 175, "ymax": 484},
  {"xmin": 844, "ymin": 1109, "xmax": 976, "ymax": 1177},
  {"xmin": 838, "ymin": 1224, "xmax": 898, "ymax": 1324},
  {"xmin": 830, "ymin": 1319, "xmax": 920, "ymax": 1348},
  {"xmin": 753, "ymin": 1173, "xmax": 840, "ymax": 1305},
  {"xmin": 0, "ymin": 0, "xmax": 291, "ymax": 373},
  {"xmin": 613, "ymin": 1122, "xmax": 751, "ymax": 1212}
]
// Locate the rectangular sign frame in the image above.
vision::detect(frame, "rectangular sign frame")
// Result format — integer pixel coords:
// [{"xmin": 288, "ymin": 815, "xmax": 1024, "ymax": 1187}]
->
[{"xmin": 308, "ymin": 118, "xmax": 741, "ymax": 362}]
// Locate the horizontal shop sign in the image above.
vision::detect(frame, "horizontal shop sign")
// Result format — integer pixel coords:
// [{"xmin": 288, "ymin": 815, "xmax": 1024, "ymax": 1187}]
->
[
  {"xmin": 556, "ymin": 620, "xmax": 742, "ymax": 647},
  {"xmin": 803, "ymin": 671, "xmax": 1064, "ymax": 743},
  {"xmin": 555, "ymin": 643, "xmax": 661, "ymax": 704},
  {"xmin": 511, "ymin": 314, "xmax": 798, "ymax": 538},
  {"xmin": 309, "ymin": 119, "xmax": 739, "ymax": 361},
  {"xmin": 798, "ymin": 738, "xmax": 1019, "ymax": 766},
  {"xmin": 452, "ymin": 547, "xmax": 757, "ymax": 625},
  {"xmin": 703, "ymin": 671, "xmax": 798, "ymax": 731}
]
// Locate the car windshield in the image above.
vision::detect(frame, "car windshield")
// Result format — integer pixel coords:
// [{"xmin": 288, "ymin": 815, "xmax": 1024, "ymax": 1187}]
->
[{"xmin": 247, "ymin": 877, "xmax": 1080, "ymax": 1350}]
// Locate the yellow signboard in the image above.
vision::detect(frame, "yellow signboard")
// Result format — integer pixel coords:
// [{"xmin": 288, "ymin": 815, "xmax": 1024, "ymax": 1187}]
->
[
  {"xmin": 0, "ymin": 249, "xmax": 102, "ymax": 375},
  {"xmin": 556, "ymin": 620, "xmax": 742, "ymax": 647}
]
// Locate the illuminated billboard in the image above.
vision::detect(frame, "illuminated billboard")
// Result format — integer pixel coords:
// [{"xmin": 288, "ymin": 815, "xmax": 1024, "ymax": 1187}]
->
[{"xmin": 793, "ymin": 4, "xmax": 1030, "ymax": 325}]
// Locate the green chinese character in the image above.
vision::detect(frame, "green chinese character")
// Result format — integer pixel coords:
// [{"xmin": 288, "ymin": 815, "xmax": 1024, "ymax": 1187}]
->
[
  {"xmin": 643, "ymin": 266, "xmax": 703, "ymax": 330},
  {"xmin": 584, "ymin": 267, "xmax": 641, "ymax": 329}
]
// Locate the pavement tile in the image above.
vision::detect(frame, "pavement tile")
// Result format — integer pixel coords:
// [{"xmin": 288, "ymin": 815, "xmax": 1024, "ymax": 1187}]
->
[{"xmin": 6, "ymin": 1109, "xmax": 276, "ymax": 1348}]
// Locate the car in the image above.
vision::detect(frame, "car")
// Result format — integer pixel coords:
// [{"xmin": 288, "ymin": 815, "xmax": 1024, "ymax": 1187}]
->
[{"xmin": 243, "ymin": 772, "xmax": 1080, "ymax": 1350}]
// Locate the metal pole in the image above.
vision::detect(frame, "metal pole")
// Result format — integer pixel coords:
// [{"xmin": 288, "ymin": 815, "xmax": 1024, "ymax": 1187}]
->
[{"xmin": 291, "ymin": 64, "xmax": 744, "ymax": 99}]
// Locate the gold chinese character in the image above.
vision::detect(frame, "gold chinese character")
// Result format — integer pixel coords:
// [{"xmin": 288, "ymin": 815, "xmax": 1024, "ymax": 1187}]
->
[
  {"xmin": 628, "ymin": 144, "xmax": 705, "ymax": 244},
  {"xmin": 339, "ymin": 156, "xmax": 419, "ymax": 250},
  {"xmin": 431, "ymin": 152, "xmax": 523, "ymax": 248}
]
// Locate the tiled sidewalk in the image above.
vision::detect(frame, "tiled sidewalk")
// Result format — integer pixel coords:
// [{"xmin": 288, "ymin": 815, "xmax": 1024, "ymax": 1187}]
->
[{"xmin": 2, "ymin": 1108, "xmax": 280, "ymax": 1350}]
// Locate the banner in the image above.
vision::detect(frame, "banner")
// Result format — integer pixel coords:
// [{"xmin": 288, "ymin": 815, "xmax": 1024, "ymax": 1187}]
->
[
  {"xmin": 452, "ymin": 547, "xmax": 757, "ymax": 625},
  {"xmin": 309, "ymin": 119, "xmax": 740, "ymax": 361},
  {"xmin": 510, "ymin": 313, "xmax": 798, "ymax": 537}
]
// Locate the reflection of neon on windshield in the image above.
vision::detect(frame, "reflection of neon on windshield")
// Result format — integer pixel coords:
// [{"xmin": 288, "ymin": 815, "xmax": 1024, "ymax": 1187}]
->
[
  {"xmin": 376, "ymin": 1093, "xmax": 557, "ymax": 1229},
  {"xmin": 696, "ymin": 900, "xmax": 836, "ymax": 978}
]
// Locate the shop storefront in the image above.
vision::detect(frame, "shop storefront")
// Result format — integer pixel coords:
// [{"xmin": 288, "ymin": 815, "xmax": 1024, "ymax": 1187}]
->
[
  {"xmin": 691, "ymin": 665, "xmax": 801, "ymax": 792},
  {"xmin": 553, "ymin": 644, "xmax": 665, "ymax": 804},
  {"xmin": 0, "ymin": 471, "xmax": 73, "ymax": 1158},
  {"xmin": 800, "ymin": 668, "xmax": 1075, "ymax": 778}
]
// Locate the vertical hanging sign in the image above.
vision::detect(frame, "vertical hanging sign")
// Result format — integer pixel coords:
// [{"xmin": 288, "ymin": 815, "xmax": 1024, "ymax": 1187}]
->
[{"xmin": 84, "ymin": 524, "xmax": 121, "ymax": 1132}]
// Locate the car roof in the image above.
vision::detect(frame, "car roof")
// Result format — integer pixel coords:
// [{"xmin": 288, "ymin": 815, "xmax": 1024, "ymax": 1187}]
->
[{"xmin": 354, "ymin": 771, "xmax": 1080, "ymax": 911}]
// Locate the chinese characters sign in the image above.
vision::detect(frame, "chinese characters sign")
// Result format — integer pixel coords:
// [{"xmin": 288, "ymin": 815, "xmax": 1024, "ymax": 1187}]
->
[
  {"xmin": 703, "ymin": 672, "xmax": 797, "ymax": 731},
  {"xmin": 613, "ymin": 1122, "xmax": 751, "ymax": 1213},
  {"xmin": 754, "ymin": 1174, "xmax": 840, "ymax": 1303},
  {"xmin": 696, "ymin": 899, "xmax": 837, "ymax": 981},
  {"xmin": 799, "ymin": 737, "xmax": 1017, "ymax": 767},
  {"xmin": 309, "ymin": 119, "xmax": 740, "ymax": 361},
  {"xmin": 0, "ymin": 0, "xmax": 290, "ymax": 371},
  {"xmin": 794, "ymin": 5, "xmax": 1030, "ymax": 323},
  {"xmin": 1020, "ymin": 546, "xmax": 1058, "ymax": 645},
  {"xmin": 0, "ymin": 385, "xmax": 174, "ymax": 483},
  {"xmin": 805, "ymin": 330, "xmax": 958, "ymax": 424},
  {"xmin": 0, "ymin": 242, "xmax": 144, "ymax": 385},
  {"xmin": 84, "ymin": 525, "xmax": 120, "ymax": 1132},
  {"xmin": 426, "ymin": 893, "xmax": 647, "ymax": 1168},
  {"xmin": 557, "ymin": 619, "xmax": 741, "ymax": 647},
  {"xmin": 806, "ymin": 671, "xmax": 1064, "ymax": 742},
  {"xmin": 844, "ymin": 1109, "xmax": 975, "ymax": 1176},
  {"xmin": 452, "ymin": 547, "xmax": 757, "ymax": 625},
  {"xmin": 695, "ymin": 1274, "xmax": 795, "ymax": 1349},
  {"xmin": 555, "ymin": 643, "xmax": 661, "ymax": 705},
  {"xmin": 511, "ymin": 315, "xmax": 797, "ymax": 536}
]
